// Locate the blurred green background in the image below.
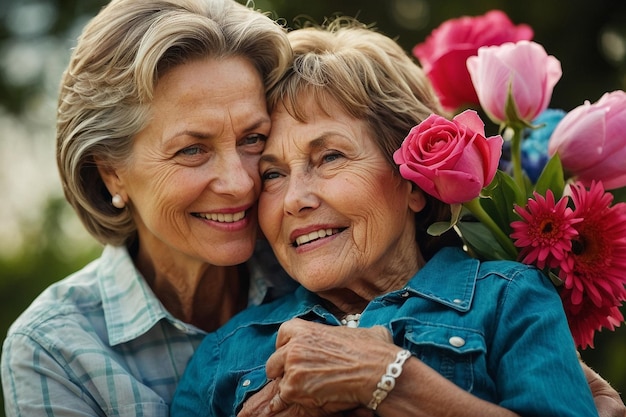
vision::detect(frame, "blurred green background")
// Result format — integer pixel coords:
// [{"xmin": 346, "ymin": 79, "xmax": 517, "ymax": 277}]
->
[{"xmin": 1, "ymin": 0, "xmax": 625, "ymax": 414}]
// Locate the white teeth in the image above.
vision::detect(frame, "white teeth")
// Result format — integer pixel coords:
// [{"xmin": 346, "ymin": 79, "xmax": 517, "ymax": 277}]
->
[
  {"xmin": 295, "ymin": 228, "xmax": 338, "ymax": 246},
  {"xmin": 199, "ymin": 210, "xmax": 245, "ymax": 223}
]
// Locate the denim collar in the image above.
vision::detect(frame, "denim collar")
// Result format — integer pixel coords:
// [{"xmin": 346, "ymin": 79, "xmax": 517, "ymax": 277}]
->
[
  {"xmin": 243, "ymin": 247, "xmax": 479, "ymax": 328},
  {"xmin": 402, "ymin": 246, "xmax": 478, "ymax": 312}
]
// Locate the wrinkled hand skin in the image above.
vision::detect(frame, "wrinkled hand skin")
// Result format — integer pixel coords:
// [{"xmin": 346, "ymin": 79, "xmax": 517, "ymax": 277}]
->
[
  {"xmin": 581, "ymin": 361, "xmax": 626, "ymax": 417},
  {"xmin": 240, "ymin": 361, "xmax": 626, "ymax": 417},
  {"xmin": 237, "ymin": 379, "xmax": 373, "ymax": 417},
  {"xmin": 237, "ymin": 319, "xmax": 394, "ymax": 417},
  {"xmin": 238, "ymin": 320, "xmax": 626, "ymax": 417}
]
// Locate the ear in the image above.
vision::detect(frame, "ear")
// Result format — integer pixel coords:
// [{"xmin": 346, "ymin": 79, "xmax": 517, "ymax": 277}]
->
[
  {"xmin": 96, "ymin": 158, "xmax": 126, "ymax": 200},
  {"xmin": 408, "ymin": 182, "xmax": 427, "ymax": 213}
]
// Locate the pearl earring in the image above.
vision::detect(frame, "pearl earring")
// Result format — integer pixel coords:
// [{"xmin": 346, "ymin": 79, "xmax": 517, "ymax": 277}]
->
[{"xmin": 112, "ymin": 194, "xmax": 125, "ymax": 209}]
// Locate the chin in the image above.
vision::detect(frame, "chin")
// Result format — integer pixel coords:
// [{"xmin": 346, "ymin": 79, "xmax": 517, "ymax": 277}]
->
[
  {"xmin": 207, "ymin": 239, "xmax": 257, "ymax": 266},
  {"xmin": 291, "ymin": 272, "xmax": 337, "ymax": 293}
]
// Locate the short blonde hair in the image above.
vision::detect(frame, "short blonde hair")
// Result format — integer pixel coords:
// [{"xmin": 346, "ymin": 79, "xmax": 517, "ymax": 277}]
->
[
  {"xmin": 57, "ymin": 0, "xmax": 292, "ymax": 246},
  {"xmin": 268, "ymin": 18, "xmax": 442, "ymax": 169},
  {"xmin": 268, "ymin": 19, "xmax": 461, "ymax": 259}
]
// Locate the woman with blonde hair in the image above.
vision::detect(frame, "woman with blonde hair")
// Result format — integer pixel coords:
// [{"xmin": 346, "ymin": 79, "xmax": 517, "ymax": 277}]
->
[
  {"xmin": 172, "ymin": 20, "xmax": 614, "ymax": 417},
  {"xmin": 1, "ymin": 0, "xmax": 294, "ymax": 415}
]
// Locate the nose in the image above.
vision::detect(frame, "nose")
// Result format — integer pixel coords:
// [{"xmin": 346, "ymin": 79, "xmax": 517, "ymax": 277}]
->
[
  {"xmin": 211, "ymin": 151, "xmax": 257, "ymax": 197},
  {"xmin": 283, "ymin": 171, "xmax": 320, "ymax": 216}
]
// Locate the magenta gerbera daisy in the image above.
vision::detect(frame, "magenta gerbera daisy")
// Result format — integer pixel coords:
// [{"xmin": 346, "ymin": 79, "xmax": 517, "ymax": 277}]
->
[
  {"xmin": 558, "ymin": 181, "xmax": 626, "ymax": 309},
  {"xmin": 510, "ymin": 189, "xmax": 581, "ymax": 269},
  {"xmin": 560, "ymin": 287, "xmax": 624, "ymax": 349}
]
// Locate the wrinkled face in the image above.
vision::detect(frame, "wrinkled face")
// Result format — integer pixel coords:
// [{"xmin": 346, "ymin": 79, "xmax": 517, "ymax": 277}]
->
[
  {"xmin": 111, "ymin": 57, "xmax": 269, "ymax": 267},
  {"xmin": 259, "ymin": 97, "xmax": 424, "ymax": 294}
]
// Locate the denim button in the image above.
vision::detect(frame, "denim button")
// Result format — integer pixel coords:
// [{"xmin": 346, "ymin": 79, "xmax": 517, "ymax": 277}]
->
[
  {"xmin": 449, "ymin": 336, "xmax": 466, "ymax": 347},
  {"xmin": 242, "ymin": 379, "xmax": 251, "ymax": 387}
]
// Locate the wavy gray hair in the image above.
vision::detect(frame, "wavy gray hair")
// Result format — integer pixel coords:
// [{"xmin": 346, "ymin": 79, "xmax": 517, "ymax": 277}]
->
[{"xmin": 57, "ymin": 0, "xmax": 292, "ymax": 246}]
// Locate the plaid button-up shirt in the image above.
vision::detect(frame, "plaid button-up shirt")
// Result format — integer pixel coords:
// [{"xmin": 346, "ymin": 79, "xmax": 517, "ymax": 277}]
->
[{"xmin": 1, "ymin": 242, "xmax": 295, "ymax": 417}]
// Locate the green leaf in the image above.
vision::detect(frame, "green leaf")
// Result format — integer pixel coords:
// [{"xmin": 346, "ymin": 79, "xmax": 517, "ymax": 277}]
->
[
  {"xmin": 504, "ymin": 84, "xmax": 522, "ymax": 126},
  {"xmin": 456, "ymin": 220, "xmax": 513, "ymax": 261},
  {"xmin": 426, "ymin": 204, "xmax": 463, "ymax": 236},
  {"xmin": 427, "ymin": 221, "xmax": 454, "ymax": 236},
  {"xmin": 479, "ymin": 171, "xmax": 525, "ymax": 236},
  {"xmin": 548, "ymin": 270, "xmax": 564, "ymax": 287},
  {"xmin": 503, "ymin": 83, "xmax": 534, "ymax": 129},
  {"xmin": 534, "ymin": 155, "xmax": 565, "ymax": 199}
]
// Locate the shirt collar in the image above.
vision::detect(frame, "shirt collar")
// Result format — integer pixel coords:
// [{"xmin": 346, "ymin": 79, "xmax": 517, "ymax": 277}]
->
[
  {"xmin": 403, "ymin": 246, "xmax": 478, "ymax": 312},
  {"xmin": 98, "ymin": 243, "xmax": 295, "ymax": 346},
  {"xmin": 245, "ymin": 246, "xmax": 479, "ymax": 327},
  {"xmin": 293, "ymin": 247, "xmax": 479, "ymax": 314},
  {"xmin": 98, "ymin": 245, "xmax": 173, "ymax": 346},
  {"xmin": 97, "ymin": 245, "xmax": 476, "ymax": 342}
]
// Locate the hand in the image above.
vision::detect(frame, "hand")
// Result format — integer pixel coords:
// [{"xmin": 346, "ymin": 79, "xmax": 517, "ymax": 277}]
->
[
  {"xmin": 237, "ymin": 378, "xmax": 352, "ymax": 417},
  {"xmin": 264, "ymin": 318, "xmax": 398, "ymax": 412},
  {"xmin": 580, "ymin": 361, "xmax": 626, "ymax": 417},
  {"xmin": 237, "ymin": 379, "xmax": 277, "ymax": 417}
]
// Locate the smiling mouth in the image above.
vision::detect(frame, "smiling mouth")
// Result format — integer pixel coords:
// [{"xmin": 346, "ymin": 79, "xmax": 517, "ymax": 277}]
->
[
  {"xmin": 193, "ymin": 210, "xmax": 246, "ymax": 223},
  {"xmin": 293, "ymin": 228, "xmax": 345, "ymax": 247}
]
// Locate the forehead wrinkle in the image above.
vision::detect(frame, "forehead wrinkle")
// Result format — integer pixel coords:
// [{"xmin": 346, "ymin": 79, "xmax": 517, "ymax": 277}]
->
[
  {"xmin": 263, "ymin": 133, "xmax": 333, "ymax": 163},
  {"xmin": 167, "ymin": 129, "xmax": 210, "ymax": 141},
  {"xmin": 169, "ymin": 111, "xmax": 270, "ymax": 144}
]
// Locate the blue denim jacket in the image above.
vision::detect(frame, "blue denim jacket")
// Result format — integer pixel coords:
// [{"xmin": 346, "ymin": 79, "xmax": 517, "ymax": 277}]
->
[{"xmin": 172, "ymin": 247, "xmax": 598, "ymax": 417}]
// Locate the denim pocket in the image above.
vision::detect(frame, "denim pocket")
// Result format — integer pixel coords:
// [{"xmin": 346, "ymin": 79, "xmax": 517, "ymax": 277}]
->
[
  {"xmin": 400, "ymin": 321, "xmax": 487, "ymax": 392},
  {"xmin": 231, "ymin": 366, "xmax": 269, "ymax": 415}
]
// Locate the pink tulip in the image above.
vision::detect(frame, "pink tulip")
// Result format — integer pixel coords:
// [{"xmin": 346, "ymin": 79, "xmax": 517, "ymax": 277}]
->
[
  {"xmin": 393, "ymin": 110, "xmax": 503, "ymax": 204},
  {"xmin": 467, "ymin": 40, "xmax": 562, "ymax": 125},
  {"xmin": 413, "ymin": 10, "xmax": 533, "ymax": 112},
  {"xmin": 548, "ymin": 91, "xmax": 626, "ymax": 190}
]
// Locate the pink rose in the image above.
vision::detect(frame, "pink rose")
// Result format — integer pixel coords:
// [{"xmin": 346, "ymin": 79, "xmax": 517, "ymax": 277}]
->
[
  {"xmin": 548, "ymin": 90, "xmax": 626, "ymax": 190},
  {"xmin": 393, "ymin": 110, "xmax": 503, "ymax": 204},
  {"xmin": 467, "ymin": 40, "xmax": 562, "ymax": 125},
  {"xmin": 412, "ymin": 10, "xmax": 533, "ymax": 112}
]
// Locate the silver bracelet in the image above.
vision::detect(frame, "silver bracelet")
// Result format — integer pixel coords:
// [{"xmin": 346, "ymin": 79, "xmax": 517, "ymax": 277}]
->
[{"xmin": 366, "ymin": 349, "xmax": 412, "ymax": 411}]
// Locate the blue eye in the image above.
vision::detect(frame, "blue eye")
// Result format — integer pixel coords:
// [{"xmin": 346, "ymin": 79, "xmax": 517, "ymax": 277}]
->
[
  {"xmin": 262, "ymin": 171, "xmax": 281, "ymax": 181},
  {"xmin": 178, "ymin": 146, "xmax": 203, "ymax": 156},
  {"xmin": 322, "ymin": 152, "xmax": 342, "ymax": 163},
  {"xmin": 238, "ymin": 134, "xmax": 267, "ymax": 155},
  {"xmin": 239, "ymin": 134, "xmax": 267, "ymax": 146}
]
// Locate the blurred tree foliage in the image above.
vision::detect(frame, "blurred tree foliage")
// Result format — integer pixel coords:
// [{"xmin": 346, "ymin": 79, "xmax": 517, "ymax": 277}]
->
[{"xmin": 1, "ymin": 0, "xmax": 625, "ymax": 415}]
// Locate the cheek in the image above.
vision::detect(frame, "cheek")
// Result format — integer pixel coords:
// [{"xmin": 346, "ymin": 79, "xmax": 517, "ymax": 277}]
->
[
  {"xmin": 334, "ymin": 174, "xmax": 394, "ymax": 239},
  {"xmin": 360, "ymin": 178, "xmax": 411, "ymax": 232},
  {"xmin": 129, "ymin": 166, "xmax": 205, "ymax": 216},
  {"xmin": 347, "ymin": 168, "xmax": 404, "ymax": 211},
  {"xmin": 258, "ymin": 190, "xmax": 282, "ymax": 239},
  {"xmin": 242, "ymin": 154, "xmax": 263, "ymax": 191}
]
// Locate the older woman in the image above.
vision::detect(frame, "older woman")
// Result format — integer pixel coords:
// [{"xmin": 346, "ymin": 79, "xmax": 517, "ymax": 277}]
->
[
  {"xmin": 171, "ymin": 21, "xmax": 601, "ymax": 417},
  {"xmin": 0, "ymin": 0, "xmax": 295, "ymax": 415}
]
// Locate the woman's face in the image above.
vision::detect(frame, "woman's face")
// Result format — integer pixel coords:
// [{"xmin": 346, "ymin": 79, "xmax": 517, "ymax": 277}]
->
[
  {"xmin": 110, "ymin": 57, "xmax": 268, "ymax": 267},
  {"xmin": 259, "ymin": 96, "xmax": 425, "ymax": 295}
]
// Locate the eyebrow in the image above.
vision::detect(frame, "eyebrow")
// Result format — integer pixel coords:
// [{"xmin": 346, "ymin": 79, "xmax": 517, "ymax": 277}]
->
[
  {"xmin": 260, "ymin": 135, "xmax": 330, "ymax": 165},
  {"xmin": 309, "ymin": 136, "xmax": 329, "ymax": 150},
  {"xmin": 170, "ymin": 130, "xmax": 209, "ymax": 140},
  {"xmin": 168, "ymin": 117, "xmax": 271, "ymax": 141}
]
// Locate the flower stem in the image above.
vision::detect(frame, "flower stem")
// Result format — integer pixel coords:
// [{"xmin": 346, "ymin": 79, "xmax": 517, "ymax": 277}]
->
[
  {"xmin": 464, "ymin": 198, "xmax": 519, "ymax": 259},
  {"xmin": 510, "ymin": 124, "xmax": 526, "ymax": 195}
]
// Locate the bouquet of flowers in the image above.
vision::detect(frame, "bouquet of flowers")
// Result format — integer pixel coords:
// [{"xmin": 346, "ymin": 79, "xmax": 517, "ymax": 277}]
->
[{"xmin": 395, "ymin": 10, "xmax": 626, "ymax": 349}]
